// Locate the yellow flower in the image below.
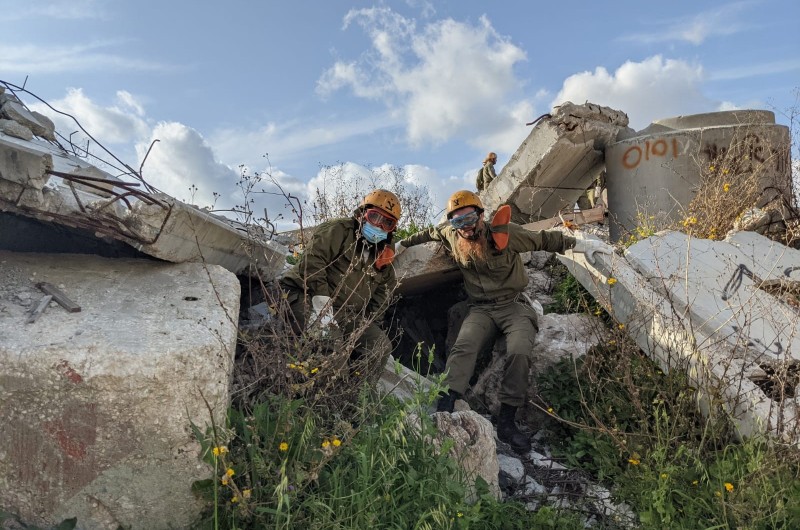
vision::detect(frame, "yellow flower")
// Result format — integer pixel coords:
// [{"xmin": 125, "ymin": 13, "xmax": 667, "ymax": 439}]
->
[
  {"xmin": 221, "ymin": 476, "xmax": 229, "ymax": 486},
  {"xmin": 723, "ymin": 183, "xmax": 731, "ymax": 192},
  {"xmin": 288, "ymin": 363, "xmax": 297, "ymax": 369},
  {"xmin": 279, "ymin": 442, "xmax": 289, "ymax": 452},
  {"xmin": 226, "ymin": 468, "xmax": 235, "ymax": 477},
  {"xmin": 628, "ymin": 458, "xmax": 640, "ymax": 465},
  {"xmin": 618, "ymin": 323, "xmax": 625, "ymax": 330},
  {"xmin": 709, "ymin": 165, "xmax": 716, "ymax": 171},
  {"xmin": 547, "ymin": 407, "xmax": 554, "ymax": 414},
  {"xmin": 607, "ymin": 277, "xmax": 617, "ymax": 286},
  {"xmin": 311, "ymin": 367, "xmax": 319, "ymax": 374},
  {"xmin": 725, "ymin": 482, "xmax": 734, "ymax": 492},
  {"xmin": 243, "ymin": 489, "xmax": 252, "ymax": 499},
  {"xmin": 457, "ymin": 512, "xmax": 463, "ymax": 518},
  {"xmin": 608, "ymin": 340, "xmax": 616, "ymax": 346},
  {"xmin": 332, "ymin": 438, "xmax": 342, "ymax": 447},
  {"xmin": 212, "ymin": 445, "xmax": 228, "ymax": 456},
  {"xmin": 322, "ymin": 440, "xmax": 331, "ymax": 448},
  {"xmin": 594, "ymin": 309, "xmax": 602, "ymax": 316},
  {"xmin": 661, "ymin": 473, "xmax": 668, "ymax": 479},
  {"xmin": 231, "ymin": 496, "xmax": 239, "ymax": 503},
  {"xmin": 722, "ymin": 168, "xmax": 729, "ymax": 175},
  {"xmin": 692, "ymin": 480, "xmax": 699, "ymax": 486}
]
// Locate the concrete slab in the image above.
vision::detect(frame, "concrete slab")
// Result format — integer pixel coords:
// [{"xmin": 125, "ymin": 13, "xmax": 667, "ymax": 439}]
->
[
  {"xmin": 558, "ymin": 231, "xmax": 800, "ymax": 445},
  {"xmin": 0, "ymin": 132, "xmax": 289, "ymax": 279},
  {"xmin": 605, "ymin": 110, "xmax": 792, "ymax": 240},
  {"xmin": 0, "ymin": 251, "xmax": 240, "ymax": 529},
  {"xmin": 624, "ymin": 231, "xmax": 799, "ymax": 364},
  {"xmin": 481, "ymin": 102, "xmax": 630, "ymax": 222}
]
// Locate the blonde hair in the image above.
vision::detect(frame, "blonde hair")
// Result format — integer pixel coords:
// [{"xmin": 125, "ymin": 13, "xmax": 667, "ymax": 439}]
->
[{"xmin": 483, "ymin": 152, "xmax": 497, "ymax": 165}]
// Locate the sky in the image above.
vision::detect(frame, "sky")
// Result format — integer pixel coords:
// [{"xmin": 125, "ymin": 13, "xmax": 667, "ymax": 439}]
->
[{"xmin": 1, "ymin": 0, "xmax": 798, "ymax": 229}]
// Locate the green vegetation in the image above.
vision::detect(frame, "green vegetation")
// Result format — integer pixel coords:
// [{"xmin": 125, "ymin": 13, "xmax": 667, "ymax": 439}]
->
[{"xmin": 192, "ymin": 361, "xmax": 583, "ymax": 529}]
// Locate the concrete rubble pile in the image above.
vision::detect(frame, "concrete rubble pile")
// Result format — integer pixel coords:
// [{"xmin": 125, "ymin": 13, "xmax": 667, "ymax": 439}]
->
[
  {"xmin": 2, "ymin": 77, "xmax": 797, "ymax": 528},
  {"xmin": 0, "ymin": 85, "xmax": 289, "ymax": 278},
  {"xmin": 559, "ymin": 230, "xmax": 800, "ymax": 444},
  {"xmin": 0, "ymin": 85, "xmax": 287, "ymax": 529}
]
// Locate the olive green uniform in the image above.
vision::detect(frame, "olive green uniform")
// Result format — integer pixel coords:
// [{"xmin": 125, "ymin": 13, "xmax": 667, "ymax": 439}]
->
[
  {"xmin": 399, "ymin": 223, "xmax": 576, "ymax": 406},
  {"xmin": 280, "ymin": 217, "xmax": 395, "ymax": 366},
  {"xmin": 476, "ymin": 161, "xmax": 497, "ymax": 191}
]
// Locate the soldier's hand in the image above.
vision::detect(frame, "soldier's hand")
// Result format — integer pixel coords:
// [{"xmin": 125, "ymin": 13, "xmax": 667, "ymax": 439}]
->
[
  {"xmin": 573, "ymin": 239, "xmax": 614, "ymax": 265},
  {"xmin": 309, "ymin": 295, "xmax": 337, "ymax": 331}
]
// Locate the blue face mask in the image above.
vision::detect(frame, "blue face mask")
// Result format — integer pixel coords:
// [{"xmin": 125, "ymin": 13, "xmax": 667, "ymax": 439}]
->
[{"xmin": 362, "ymin": 222, "xmax": 389, "ymax": 244}]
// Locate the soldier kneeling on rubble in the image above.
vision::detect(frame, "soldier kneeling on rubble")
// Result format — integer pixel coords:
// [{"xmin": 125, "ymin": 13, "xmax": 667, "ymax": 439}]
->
[
  {"xmin": 279, "ymin": 189, "xmax": 401, "ymax": 380},
  {"xmin": 395, "ymin": 190, "xmax": 613, "ymax": 453}
]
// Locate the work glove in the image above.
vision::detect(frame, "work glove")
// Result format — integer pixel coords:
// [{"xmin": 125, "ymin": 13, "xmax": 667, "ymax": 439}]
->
[
  {"xmin": 572, "ymin": 239, "xmax": 614, "ymax": 265},
  {"xmin": 394, "ymin": 241, "xmax": 407, "ymax": 257},
  {"xmin": 308, "ymin": 295, "xmax": 337, "ymax": 331}
]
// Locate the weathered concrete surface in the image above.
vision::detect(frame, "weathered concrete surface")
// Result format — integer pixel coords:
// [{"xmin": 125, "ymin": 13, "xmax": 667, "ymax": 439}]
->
[
  {"xmin": 606, "ymin": 110, "xmax": 792, "ymax": 241},
  {"xmin": 0, "ymin": 251, "xmax": 240, "ymax": 529},
  {"xmin": 481, "ymin": 102, "xmax": 631, "ymax": 222},
  {"xmin": 0, "ymin": 132, "xmax": 289, "ymax": 278},
  {"xmin": 430, "ymin": 410, "xmax": 501, "ymax": 500},
  {"xmin": 558, "ymin": 230, "xmax": 800, "ymax": 444},
  {"xmin": 378, "ymin": 355, "xmax": 436, "ymax": 402}
]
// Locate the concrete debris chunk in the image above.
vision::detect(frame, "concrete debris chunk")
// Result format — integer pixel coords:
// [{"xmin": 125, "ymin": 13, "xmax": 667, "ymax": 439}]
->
[
  {"xmin": 0, "ymin": 250, "xmax": 240, "ymax": 529},
  {"xmin": 0, "ymin": 118, "xmax": 33, "ymax": 141},
  {"xmin": 481, "ymin": 101, "xmax": 632, "ymax": 222},
  {"xmin": 559, "ymin": 230, "xmax": 800, "ymax": 445}
]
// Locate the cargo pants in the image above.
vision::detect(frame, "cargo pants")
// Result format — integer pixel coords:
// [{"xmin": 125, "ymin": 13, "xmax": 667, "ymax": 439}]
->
[{"xmin": 444, "ymin": 298, "xmax": 539, "ymax": 407}]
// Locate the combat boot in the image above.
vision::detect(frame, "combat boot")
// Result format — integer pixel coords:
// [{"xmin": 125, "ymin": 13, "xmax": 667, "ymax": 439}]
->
[
  {"xmin": 435, "ymin": 389, "xmax": 461, "ymax": 413},
  {"xmin": 497, "ymin": 403, "xmax": 531, "ymax": 453}
]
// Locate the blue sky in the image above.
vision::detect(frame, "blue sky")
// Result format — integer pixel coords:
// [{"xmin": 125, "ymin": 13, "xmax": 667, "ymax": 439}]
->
[{"xmin": 2, "ymin": 0, "xmax": 798, "ymax": 228}]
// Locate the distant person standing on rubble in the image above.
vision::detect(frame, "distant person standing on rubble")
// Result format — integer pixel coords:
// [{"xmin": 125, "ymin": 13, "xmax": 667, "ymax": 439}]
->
[
  {"xmin": 476, "ymin": 152, "xmax": 498, "ymax": 191},
  {"xmin": 394, "ymin": 190, "xmax": 613, "ymax": 453},
  {"xmin": 279, "ymin": 189, "xmax": 402, "ymax": 380}
]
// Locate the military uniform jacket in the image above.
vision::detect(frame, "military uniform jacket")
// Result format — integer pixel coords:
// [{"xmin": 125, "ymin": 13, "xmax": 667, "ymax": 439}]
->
[
  {"xmin": 281, "ymin": 218, "xmax": 396, "ymax": 319},
  {"xmin": 400, "ymin": 223, "xmax": 576, "ymax": 303}
]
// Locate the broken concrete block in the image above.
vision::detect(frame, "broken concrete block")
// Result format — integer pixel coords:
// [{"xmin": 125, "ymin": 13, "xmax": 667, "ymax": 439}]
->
[
  {"xmin": 558, "ymin": 231, "xmax": 800, "ymax": 445},
  {"xmin": 31, "ymin": 110, "xmax": 57, "ymax": 141},
  {"xmin": 429, "ymin": 410, "xmax": 501, "ymax": 500},
  {"xmin": 605, "ymin": 110, "xmax": 792, "ymax": 241},
  {"xmin": 0, "ymin": 134, "xmax": 290, "ymax": 279},
  {"xmin": 1, "ymin": 100, "xmax": 54, "ymax": 140},
  {"xmin": 481, "ymin": 101, "xmax": 631, "ymax": 222},
  {"xmin": 0, "ymin": 118, "xmax": 33, "ymax": 141},
  {"xmin": 0, "ymin": 135, "xmax": 53, "ymax": 190},
  {"xmin": 0, "ymin": 251, "xmax": 240, "ymax": 529},
  {"xmin": 394, "ymin": 240, "xmax": 462, "ymax": 296}
]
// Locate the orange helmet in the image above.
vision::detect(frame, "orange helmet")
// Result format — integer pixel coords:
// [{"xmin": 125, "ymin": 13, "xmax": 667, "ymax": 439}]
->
[
  {"xmin": 362, "ymin": 189, "xmax": 401, "ymax": 220},
  {"xmin": 446, "ymin": 190, "xmax": 483, "ymax": 218}
]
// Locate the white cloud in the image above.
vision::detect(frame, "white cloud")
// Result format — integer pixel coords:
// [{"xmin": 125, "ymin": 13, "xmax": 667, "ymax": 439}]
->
[
  {"xmin": 0, "ymin": 41, "xmax": 172, "ymax": 74},
  {"xmin": 552, "ymin": 55, "xmax": 716, "ymax": 130},
  {"xmin": 135, "ymin": 122, "xmax": 239, "ymax": 207},
  {"xmin": 0, "ymin": 0, "xmax": 106, "ymax": 21},
  {"xmin": 29, "ymin": 87, "xmax": 150, "ymax": 145},
  {"xmin": 317, "ymin": 8, "xmax": 534, "ymax": 151},
  {"xmin": 621, "ymin": 2, "xmax": 753, "ymax": 45}
]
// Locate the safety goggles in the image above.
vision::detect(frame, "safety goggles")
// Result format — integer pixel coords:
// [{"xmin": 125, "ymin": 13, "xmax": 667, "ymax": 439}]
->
[
  {"xmin": 449, "ymin": 211, "xmax": 480, "ymax": 229},
  {"xmin": 364, "ymin": 208, "xmax": 398, "ymax": 232}
]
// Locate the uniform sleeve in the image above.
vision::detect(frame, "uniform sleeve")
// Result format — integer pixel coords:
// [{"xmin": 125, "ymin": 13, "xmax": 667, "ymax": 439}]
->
[
  {"xmin": 296, "ymin": 222, "xmax": 349, "ymax": 298},
  {"xmin": 399, "ymin": 225, "xmax": 445, "ymax": 247},
  {"xmin": 508, "ymin": 223, "xmax": 577, "ymax": 254}
]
